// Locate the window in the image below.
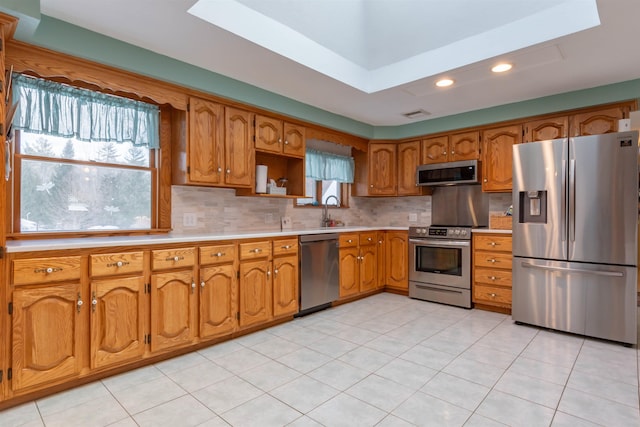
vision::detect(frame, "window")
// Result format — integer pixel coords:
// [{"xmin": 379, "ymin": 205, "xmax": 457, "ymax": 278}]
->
[
  {"xmin": 11, "ymin": 74, "xmax": 160, "ymax": 233},
  {"xmin": 296, "ymin": 146, "xmax": 354, "ymax": 207}
]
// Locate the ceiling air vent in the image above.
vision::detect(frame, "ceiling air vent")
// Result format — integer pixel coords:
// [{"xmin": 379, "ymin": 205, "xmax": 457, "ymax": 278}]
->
[{"xmin": 403, "ymin": 109, "xmax": 430, "ymax": 120}]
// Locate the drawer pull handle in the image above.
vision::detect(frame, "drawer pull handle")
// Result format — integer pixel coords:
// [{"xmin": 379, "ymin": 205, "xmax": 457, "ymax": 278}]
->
[
  {"xmin": 490, "ymin": 242, "xmax": 497, "ymax": 246},
  {"xmin": 489, "ymin": 259, "xmax": 496, "ymax": 263},
  {"xmin": 35, "ymin": 267, "xmax": 63, "ymax": 274},
  {"xmin": 106, "ymin": 261, "xmax": 130, "ymax": 268},
  {"xmin": 367, "ymin": 237, "xmax": 372, "ymax": 242},
  {"xmin": 251, "ymin": 248, "xmax": 262, "ymax": 254},
  {"xmin": 490, "ymin": 276, "xmax": 496, "ymax": 281},
  {"xmin": 77, "ymin": 293, "xmax": 83, "ymax": 313},
  {"xmin": 166, "ymin": 256, "xmax": 184, "ymax": 262},
  {"xmin": 347, "ymin": 239, "xmax": 353, "ymax": 243},
  {"xmin": 489, "ymin": 293, "xmax": 497, "ymax": 298},
  {"xmin": 281, "ymin": 245, "xmax": 292, "ymax": 249},
  {"xmin": 213, "ymin": 252, "xmax": 226, "ymax": 257}
]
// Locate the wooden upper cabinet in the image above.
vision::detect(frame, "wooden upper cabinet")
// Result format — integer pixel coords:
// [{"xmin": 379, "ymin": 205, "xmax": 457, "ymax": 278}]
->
[
  {"xmin": 188, "ymin": 97, "xmax": 224, "ymax": 184},
  {"xmin": 421, "ymin": 136, "xmax": 449, "ymax": 164},
  {"xmin": 368, "ymin": 143, "xmax": 397, "ymax": 196},
  {"xmin": 482, "ymin": 125, "xmax": 522, "ymax": 192},
  {"xmin": 225, "ymin": 107, "xmax": 254, "ymax": 187},
  {"xmin": 450, "ymin": 131, "xmax": 480, "ymax": 162},
  {"xmin": 397, "ymin": 140, "xmax": 422, "ymax": 196},
  {"xmin": 524, "ymin": 115, "xmax": 568, "ymax": 142},
  {"xmin": 255, "ymin": 115, "xmax": 306, "ymax": 158},
  {"xmin": 570, "ymin": 106, "xmax": 629, "ymax": 136},
  {"xmin": 283, "ymin": 122, "xmax": 306, "ymax": 157}
]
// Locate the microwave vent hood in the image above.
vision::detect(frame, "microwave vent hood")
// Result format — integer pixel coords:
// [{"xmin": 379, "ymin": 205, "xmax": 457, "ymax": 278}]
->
[{"xmin": 416, "ymin": 159, "xmax": 482, "ymax": 187}]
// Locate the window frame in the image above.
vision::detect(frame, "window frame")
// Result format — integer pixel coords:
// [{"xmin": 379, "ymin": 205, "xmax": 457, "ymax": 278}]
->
[{"xmin": 295, "ymin": 179, "xmax": 350, "ymax": 208}]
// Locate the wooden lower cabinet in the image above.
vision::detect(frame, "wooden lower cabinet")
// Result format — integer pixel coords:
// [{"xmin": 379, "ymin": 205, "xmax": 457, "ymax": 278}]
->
[
  {"xmin": 338, "ymin": 232, "xmax": 379, "ymax": 297},
  {"xmin": 339, "ymin": 246, "xmax": 360, "ymax": 298},
  {"xmin": 239, "ymin": 259, "xmax": 272, "ymax": 328},
  {"xmin": 199, "ymin": 264, "xmax": 237, "ymax": 339},
  {"xmin": 11, "ymin": 283, "xmax": 83, "ymax": 392},
  {"xmin": 150, "ymin": 270, "xmax": 197, "ymax": 352},
  {"xmin": 90, "ymin": 276, "xmax": 147, "ymax": 369},
  {"xmin": 384, "ymin": 231, "xmax": 409, "ymax": 290},
  {"xmin": 359, "ymin": 241, "xmax": 378, "ymax": 292},
  {"xmin": 472, "ymin": 233, "xmax": 513, "ymax": 313},
  {"xmin": 272, "ymin": 255, "xmax": 298, "ymax": 317}
]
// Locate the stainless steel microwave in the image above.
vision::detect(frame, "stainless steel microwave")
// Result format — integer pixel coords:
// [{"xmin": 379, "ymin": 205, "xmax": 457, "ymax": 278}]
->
[{"xmin": 416, "ymin": 159, "xmax": 482, "ymax": 186}]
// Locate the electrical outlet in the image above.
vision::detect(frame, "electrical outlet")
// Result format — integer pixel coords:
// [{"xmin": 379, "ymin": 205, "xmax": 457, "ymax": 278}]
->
[
  {"xmin": 281, "ymin": 216, "xmax": 292, "ymax": 230},
  {"xmin": 408, "ymin": 213, "xmax": 418, "ymax": 222},
  {"xmin": 183, "ymin": 212, "xmax": 197, "ymax": 227},
  {"xmin": 265, "ymin": 213, "xmax": 274, "ymax": 223}
]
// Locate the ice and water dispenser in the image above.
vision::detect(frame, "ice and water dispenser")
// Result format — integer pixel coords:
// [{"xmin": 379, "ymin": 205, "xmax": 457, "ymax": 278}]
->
[{"xmin": 518, "ymin": 190, "xmax": 547, "ymax": 223}]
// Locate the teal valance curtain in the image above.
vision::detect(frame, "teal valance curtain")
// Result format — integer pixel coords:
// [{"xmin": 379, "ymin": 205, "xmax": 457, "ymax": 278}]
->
[
  {"xmin": 306, "ymin": 149, "xmax": 354, "ymax": 183},
  {"xmin": 12, "ymin": 73, "xmax": 160, "ymax": 148}
]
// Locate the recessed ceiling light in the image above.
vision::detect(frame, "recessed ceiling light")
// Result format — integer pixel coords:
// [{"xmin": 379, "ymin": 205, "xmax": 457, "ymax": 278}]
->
[
  {"xmin": 492, "ymin": 63, "xmax": 513, "ymax": 73},
  {"xmin": 435, "ymin": 78, "xmax": 454, "ymax": 87}
]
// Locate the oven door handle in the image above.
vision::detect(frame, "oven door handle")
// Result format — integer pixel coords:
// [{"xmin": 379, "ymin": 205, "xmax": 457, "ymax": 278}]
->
[{"xmin": 409, "ymin": 239, "xmax": 470, "ymax": 248}]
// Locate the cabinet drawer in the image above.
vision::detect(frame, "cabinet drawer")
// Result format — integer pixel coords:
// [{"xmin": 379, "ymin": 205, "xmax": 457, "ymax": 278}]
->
[
  {"xmin": 339, "ymin": 233, "xmax": 358, "ymax": 248},
  {"xmin": 474, "ymin": 267, "xmax": 512, "ymax": 287},
  {"xmin": 239, "ymin": 241, "xmax": 271, "ymax": 260},
  {"xmin": 473, "ymin": 235, "xmax": 512, "ymax": 252},
  {"xmin": 359, "ymin": 232, "xmax": 377, "ymax": 246},
  {"xmin": 474, "ymin": 251, "xmax": 512, "ymax": 269},
  {"xmin": 473, "ymin": 284, "xmax": 512, "ymax": 305},
  {"xmin": 13, "ymin": 256, "xmax": 82, "ymax": 285},
  {"xmin": 152, "ymin": 248, "xmax": 195, "ymax": 270},
  {"xmin": 273, "ymin": 238, "xmax": 298, "ymax": 257},
  {"xmin": 90, "ymin": 252, "xmax": 144, "ymax": 277},
  {"xmin": 200, "ymin": 244, "xmax": 236, "ymax": 265}
]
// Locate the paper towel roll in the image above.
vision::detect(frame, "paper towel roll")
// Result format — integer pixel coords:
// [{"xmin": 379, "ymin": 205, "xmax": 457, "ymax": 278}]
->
[{"xmin": 256, "ymin": 165, "xmax": 267, "ymax": 193}]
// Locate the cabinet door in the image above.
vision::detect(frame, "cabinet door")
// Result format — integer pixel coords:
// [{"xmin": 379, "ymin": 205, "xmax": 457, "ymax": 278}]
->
[
  {"xmin": 283, "ymin": 123, "xmax": 305, "ymax": 157},
  {"xmin": 225, "ymin": 107, "xmax": 254, "ymax": 187},
  {"xmin": 12, "ymin": 283, "xmax": 83, "ymax": 391},
  {"xmin": 339, "ymin": 247, "xmax": 360, "ymax": 297},
  {"xmin": 151, "ymin": 270, "xmax": 196, "ymax": 352},
  {"xmin": 570, "ymin": 106, "xmax": 628, "ymax": 137},
  {"xmin": 91, "ymin": 276, "xmax": 146, "ymax": 369},
  {"xmin": 524, "ymin": 116, "xmax": 568, "ymax": 142},
  {"xmin": 255, "ymin": 115, "xmax": 282, "ymax": 154},
  {"xmin": 482, "ymin": 125, "xmax": 522, "ymax": 192},
  {"xmin": 273, "ymin": 255, "xmax": 299, "ymax": 317},
  {"xmin": 450, "ymin": 131, "xmax": 479, "ymax": 161},
  {"xmin": 188, "ymin": 97, "xmax": 224, "ymax": 184},
  {"xmin": 397, "ymin": 141, "xmax": 422, "ymax": 195},
  {"xmin": 385, "ymin": 231, "xmax": 408, "ymax": 289},
  {"xmin": 376, "ymin": 232, "xmax": 386, "ymax": 289},
  {"xmin": 368, "ymin": 143, "xmax": 397, "ymax": 196},
  {"xmin": 359, "ymin": 244, "xmax": 378, "ymax": 292},
  {"xmin": 239, "ymin": 259, "xmax": 272, "ymax": 328},
  {"xmin": 200, "ymin": 264, "xmax": 237, "ymax": 339},
  {"xmin": 421, "ymin": 136, "xmax": 449, "ymax": 164}
]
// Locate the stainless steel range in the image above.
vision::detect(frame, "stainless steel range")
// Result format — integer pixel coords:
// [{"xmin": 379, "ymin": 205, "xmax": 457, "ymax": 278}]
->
[{"xmin": 409, "ymin": 225, "xmax": 472, "ymax": 308}]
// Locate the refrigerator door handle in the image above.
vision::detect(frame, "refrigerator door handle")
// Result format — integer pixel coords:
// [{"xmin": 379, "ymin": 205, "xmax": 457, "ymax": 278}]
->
[
  {"xmin": 569, "ymin": 158, "xmax": 576, "ymax": 243},
  {"xmin": 561, "ymin": 159, "xmax": 566, "ymax": 243},
  {"xmin": 520, "ymin": 262, "xmax": 624, "ymax": 277}
]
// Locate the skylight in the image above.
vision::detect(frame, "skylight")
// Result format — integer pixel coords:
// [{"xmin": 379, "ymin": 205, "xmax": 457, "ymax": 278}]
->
[{"xmin": 188, "ymin": 0, "xmax": 600, "ymax": 94}]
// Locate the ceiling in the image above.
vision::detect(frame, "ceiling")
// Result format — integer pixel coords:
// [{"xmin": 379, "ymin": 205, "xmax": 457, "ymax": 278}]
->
[{"xmin": 38, "ymin": 0, "xmax": 640, "ymax": 126}]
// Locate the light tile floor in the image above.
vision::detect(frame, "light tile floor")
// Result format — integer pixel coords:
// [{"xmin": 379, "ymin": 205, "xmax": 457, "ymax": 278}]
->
[{"xmin": 2, "ymin": 293, "xmax": 639, "ymax": 426}]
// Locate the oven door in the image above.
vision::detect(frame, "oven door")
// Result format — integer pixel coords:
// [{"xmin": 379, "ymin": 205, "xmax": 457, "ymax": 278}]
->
[{"xmin": 409, "ymin": 238, "xmax": 470, "ymax": 289}]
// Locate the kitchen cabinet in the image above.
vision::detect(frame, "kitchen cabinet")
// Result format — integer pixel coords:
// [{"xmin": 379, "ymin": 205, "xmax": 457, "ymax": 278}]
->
[
  {"xmin": 481, "ymin": 125, "xmax": 522, "ymax": 192},
  {"xmin": 449, "ymin": 131, "xmax": 480, "ymax": 162},
  {"xmin": 10, "ymin": 256, "xmax": 84, "ymax": 393},
  {"xmin": 376, "ymin": 232, "xmax": 386, "ymax": 289},
  {"xmin": 397, "ymin": 140, "xmax": 424, "ymax": 196},
  {"xmin": 255, "ymin": 115, "xmax": 306, "ymax": 158},
  {"xmin": 367, "ymin": 143, "xmax": 397, "ymax": 196},
  {"xmin": 384, "ymin": 231, "xmax": 409, "ymax": 291},
  {"xmin": 524, "ymin": 115, "xmax": 568, "ymax": 142},
  {"xmin": 272, "ymin": 238, "xmax": 299, "ymax": 318},
  {"xmin": 238, "ymin": 241, "xmax": 273, "ymax": 328},
  {"xmin": 174, "ymin": 98, "xmax": 253, "ymax": 188},
  {"xmin": 89, "ymin": 251, "xmax": 147, "ymax": 370},
  {"xmin": 421, "ymin": 136, "xmax": 449, "ymax": 164},
  {"xmin": 338, "ymin": 232, "xmax": 378, "ymax": 297},
  {"xmin": 570, "ymin": 105, "xmax": 630, "ymax": 137},
  {"xmin": 472, "ymin": 233, "xmax": 513, "ymax": 313},
  {"xmin": 150, "ymin": 248, "xmax": 197, "ymax": 353},
  {"xmin": 199, "ymin": 244, "xmax": 238, "ymax": 340}
]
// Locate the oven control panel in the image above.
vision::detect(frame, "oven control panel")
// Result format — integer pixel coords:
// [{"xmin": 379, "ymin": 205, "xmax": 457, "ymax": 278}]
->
[{"xmin": 409, "ymin": 226, "xmax": 471, "ymax": 240}]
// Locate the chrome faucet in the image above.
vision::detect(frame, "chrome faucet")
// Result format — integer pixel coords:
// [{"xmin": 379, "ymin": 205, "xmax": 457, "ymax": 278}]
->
[{"xmin": 322, "ymin": 195, "xmax": 340, "ymax": 227}]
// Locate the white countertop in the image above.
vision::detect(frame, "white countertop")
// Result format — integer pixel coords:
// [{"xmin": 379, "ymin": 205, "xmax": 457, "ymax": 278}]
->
[
  {"xmin": 5, "ymin": 226, "xmax": 409, "ymax": 253},
  {"xmin": 472, "ymin": 228, "xmax": 512, "ymax": 234}
]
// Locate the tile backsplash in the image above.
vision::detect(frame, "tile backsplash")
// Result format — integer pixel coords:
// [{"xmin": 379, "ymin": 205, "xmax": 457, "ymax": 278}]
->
[{"xmin": 170, "ymin": 185, "xmax": 511, "ymax": 234}]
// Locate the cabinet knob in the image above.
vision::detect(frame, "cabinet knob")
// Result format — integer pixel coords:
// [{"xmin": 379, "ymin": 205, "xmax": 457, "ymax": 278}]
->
[
  {"xmin": 226, "ymin": 169, "xmax": 231, "ymax": 174},
  {"xmin": 378, "ymin": 240, "xmax": 383, "ymax": 244},
  {"xmin": 214, "ymin": 252, "xmax": 225, "ymax": 257},
  {"xmin": 251, "ymin": 248, "xmax": 262, "ymax": 254},
  {"xmin": 267, "ymin": 270, "xmax": 271, "ymax": 278},
  {"xmin": 191, "ymin": 282, "xmax": 196, "ymax": 293},
  {"xmin": 490, "ymin": 276, "xmax": 496, "ymax": 281},
  {"xmin": 489, "ymin": 258, "xmax": 496, "ymax": 263},
  {"xmin": 201, "ymin": 281, "xmax": 205, "ymax": 288},
  {"xmin": 91, "ymin": 292, "xmax": 97, "ymax": 313},
  {"xmin": 274, "ymin": 268, "xmax": 279, "ymax": 275},
  {"xmin": 278, "ymin": 138, "xmax": 282, "ymax": 143},
  {"xmin": 116, "ymin": 261, "xmax": 123, "ymax": 268},
  {"xmin": 442, "ymin": 151, "xmax": 447, "ymax": 155},
  {"xmin": 367, "ymin": 237, "xmax": 372, "ymax": 242},
  {"xmin": 370, "ymin": 184, "xmax": 373, "ymax": 188},
  {"xmin": 489, "ymin": 293, "xmax": 497, "ymax": 298},
  {"xmin": 77, "ymin": 293, "xmax": 83, "ymax": 313},
  {"xmin": 281, "ymin": 245, "xmax": 291, "ymax": 249},
  {"xmin": 174, "ymin": 256, "xmax": 180, "ymax": 261},
  {"xmin": 484, "ymin": 178, "xmax": 488, "ymax": 182},
  {"xmin": 217, "ymin": 167, "xmax": 222, "ymax": 173},
  {"xmin": 46, "ymin": 267, "xmax": 53, "ymax": 273},
  {"xmin": 284, "ymin": 140, "xmax": 289, "ymax": 145},
  {"xmin": 451, "ymin": 150, "xmax": 455, "ymax": 154},
  {"xmin": 490, "ymin": 242, "xmax": 496, "ymax": 246},
  {"xmin": 347, "ymin": 239, "xmax": 352, "ymax": 243}
]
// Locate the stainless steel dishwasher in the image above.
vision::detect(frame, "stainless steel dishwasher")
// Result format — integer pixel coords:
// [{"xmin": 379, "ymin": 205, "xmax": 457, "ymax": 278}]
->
[{"xmin": 298, "ymin": 233, "xmax": 340, "ymax": 316}]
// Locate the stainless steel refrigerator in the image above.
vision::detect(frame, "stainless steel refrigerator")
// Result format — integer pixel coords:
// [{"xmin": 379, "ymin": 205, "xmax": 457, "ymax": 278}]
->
[{"xmin": 512, "ymin": 131, "xmax": 638, "ymax": 345}]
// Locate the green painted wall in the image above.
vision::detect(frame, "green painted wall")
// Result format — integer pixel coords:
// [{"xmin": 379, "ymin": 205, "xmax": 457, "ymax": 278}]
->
[{"xmin": 1, "ymin": 2, "xmax": 639, "ymax": 141}]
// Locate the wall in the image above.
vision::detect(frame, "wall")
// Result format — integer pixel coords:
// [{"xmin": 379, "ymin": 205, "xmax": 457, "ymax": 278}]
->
[{"xmin": 170, "ymin": 185, "xmax": 511, "ymax": 235}]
